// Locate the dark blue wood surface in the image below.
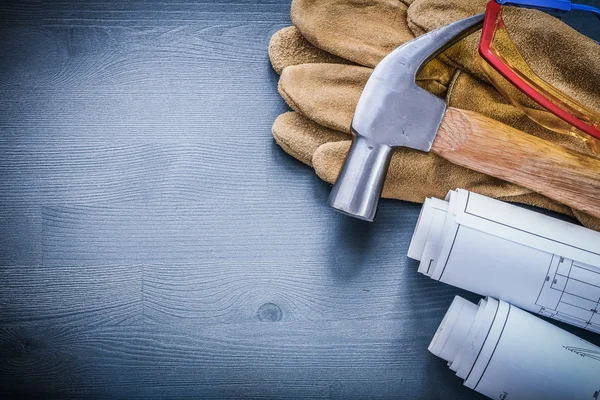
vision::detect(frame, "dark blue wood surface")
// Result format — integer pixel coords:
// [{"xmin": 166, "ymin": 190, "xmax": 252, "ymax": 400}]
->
[{"xmin": 1, "ymin": 1, "xmax": 599, "ymax": 398}]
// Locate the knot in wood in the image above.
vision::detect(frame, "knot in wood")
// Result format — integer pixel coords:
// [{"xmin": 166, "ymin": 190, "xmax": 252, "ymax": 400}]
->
[{"xmin": 257, "ymin": 302, "xmax": 282, "ymax": 322}]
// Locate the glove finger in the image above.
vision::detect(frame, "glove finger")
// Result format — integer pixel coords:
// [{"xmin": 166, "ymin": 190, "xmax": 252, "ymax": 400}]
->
[
  {"xmin": 272, "ymin": 111, "xmax": 349, "ymax": 166},
  {"xmin": 278, "ymin": 61, "xmax": 457, "ymax": 133},
  {"xmin": 408, "ymin": 0, "xmax": 600, "ymax": 111},
  {"xmin": 269, "ymin": 26, "xmax": 353, "ymax": 75},
  {"xmin": 291, "ymin": 0, "xmax": 415, "ymax": 68},
  {"xmin": 279, "ymin": 64, "xmax": 370, "ymax": 132}
]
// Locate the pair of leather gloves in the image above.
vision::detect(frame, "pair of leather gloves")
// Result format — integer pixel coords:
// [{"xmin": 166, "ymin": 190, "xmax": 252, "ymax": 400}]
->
[{"xmin": 269, "ymin": 0, "xmax": 600, "ymax": 230}]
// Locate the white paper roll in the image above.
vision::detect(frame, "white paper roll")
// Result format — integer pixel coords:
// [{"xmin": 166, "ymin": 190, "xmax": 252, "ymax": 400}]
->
[
  {"xmin": 431, "ymin": 296, "xmax": 600, "ymax": 400},
  {"xmin": 409, "ymin": 189, "xmax": 600, "ymax": 333},
  {"xmin": 428, "ymin": 296, "xmax": 477, "ymax": 363}
]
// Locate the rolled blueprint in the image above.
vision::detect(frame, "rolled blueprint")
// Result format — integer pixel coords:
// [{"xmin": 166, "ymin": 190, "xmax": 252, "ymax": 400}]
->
[
  {"xmin": 408, "ymin": 189, "xmax": 600, "ymax": 333},
  {"xmin": 431, "ymin": 296, "xmax": 600, "ymax": 400}
]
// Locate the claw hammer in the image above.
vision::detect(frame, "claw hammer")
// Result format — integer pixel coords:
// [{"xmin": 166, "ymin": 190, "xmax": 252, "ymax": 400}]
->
[{"xmin": 328, "ymin": 14, "xmax": 600, "ymax": 222}]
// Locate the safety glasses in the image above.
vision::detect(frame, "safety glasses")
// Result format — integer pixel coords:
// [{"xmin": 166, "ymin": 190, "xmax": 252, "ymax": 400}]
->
[{"xmin": 479, "ymin": 0, "xmax": 600, "ymax": 149}]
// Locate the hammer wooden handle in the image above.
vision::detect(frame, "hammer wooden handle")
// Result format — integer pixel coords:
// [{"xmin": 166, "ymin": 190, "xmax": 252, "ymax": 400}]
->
[{"xmin": 431, "ymin": 107, "xmax": 600, "ymax": 219}]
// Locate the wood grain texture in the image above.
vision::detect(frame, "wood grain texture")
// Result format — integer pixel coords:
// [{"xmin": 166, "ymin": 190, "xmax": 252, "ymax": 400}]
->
[
  {"xmin": 0, "ymin": 142, "xmax": 268, "ymax": 205},
  {"xmin": 0, "ymin": 26, "xmax": 274, "ymax": 89},
  {"xmin": 0, "ymin": 205, "xmax": 42, "ymax": 265},
  {"xmin": 0, "ymin": 322, "xmax": 477, "ymax": 399},
  {"xmin": 40, "ymin": 199, "xmax": 419, "ymax": 266},
  {"xmin": 0, "ymin": 265, "xmax": 142, "ymax": 326},
  {"xmin": 142, "ymin": 260, "xmax": 461, "ymax": 324},
  {"xmin": 433, "ymin": 107, "xmax": 600, "ymax": 219},
  {"xmin": 1, "ymin": 0, "xmax": 599, "ymax": 398}
]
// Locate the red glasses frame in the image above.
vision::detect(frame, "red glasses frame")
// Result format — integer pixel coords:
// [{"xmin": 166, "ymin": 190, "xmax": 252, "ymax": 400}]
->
[{"xmin": 479, "ymin": 0, "xmax": 600, "ymax": 140}]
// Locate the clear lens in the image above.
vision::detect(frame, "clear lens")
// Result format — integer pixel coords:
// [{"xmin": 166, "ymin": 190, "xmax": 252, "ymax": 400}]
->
[{"xmin": 482, "ymin": 7, "xmax": 600, "ymax": 153}]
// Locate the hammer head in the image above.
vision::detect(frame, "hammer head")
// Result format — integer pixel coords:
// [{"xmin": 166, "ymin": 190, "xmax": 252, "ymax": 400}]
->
[{"xmin": 328, "ymin": 14, "xmax": 484, "ymax": 221}]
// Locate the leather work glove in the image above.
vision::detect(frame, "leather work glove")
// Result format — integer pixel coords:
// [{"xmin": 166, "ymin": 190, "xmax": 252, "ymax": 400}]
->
[{"xmin": 268, "ymin": 0, "xmax": 600, "ymax": 230}]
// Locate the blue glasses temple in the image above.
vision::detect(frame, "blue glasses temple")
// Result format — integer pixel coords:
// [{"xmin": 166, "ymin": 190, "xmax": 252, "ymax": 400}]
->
[{"xmin": 496, "ymin": 0, "xmax": 600, "ymax": 18}]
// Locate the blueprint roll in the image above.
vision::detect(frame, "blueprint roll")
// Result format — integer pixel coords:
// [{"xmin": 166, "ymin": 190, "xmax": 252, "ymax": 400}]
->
[
  {"xmin": 430, "ymin": 296, "xmax": 600, "ymax": 400},
  {"xmin": 408, "ymin": 189, "xmax": 600, "ymax": 333}
]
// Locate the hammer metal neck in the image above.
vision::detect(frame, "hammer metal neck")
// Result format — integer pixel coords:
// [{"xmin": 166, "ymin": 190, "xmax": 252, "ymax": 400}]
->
[{"xmin": 328, "ymin": 135, "xmax": 393, "ymax": 222}]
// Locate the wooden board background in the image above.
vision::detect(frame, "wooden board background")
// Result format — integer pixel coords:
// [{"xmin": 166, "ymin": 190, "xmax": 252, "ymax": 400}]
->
[{"xmin": 1, "ymin": 1, "xmax": 599, "ymax": 398}]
